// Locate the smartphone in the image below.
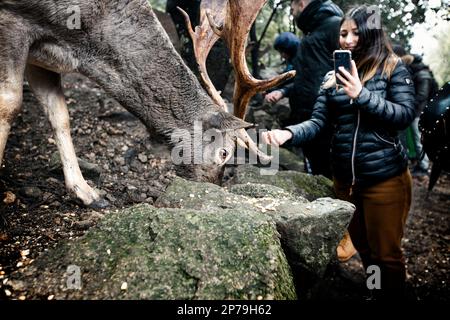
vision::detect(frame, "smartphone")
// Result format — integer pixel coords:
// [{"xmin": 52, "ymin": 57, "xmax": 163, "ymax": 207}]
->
[{"xmin": 334, "ymin": 50, "xmax": 352, "ymax": 86}]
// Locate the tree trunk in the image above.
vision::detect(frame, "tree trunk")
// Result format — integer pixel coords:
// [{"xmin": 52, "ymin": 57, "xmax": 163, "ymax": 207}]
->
[
  {"xmin": 250, "ymin": 24, "xmax": 261, "ymax": 79},
  {"xmin": 166, "ymin": 0, "xmax": 200, "ymax": 76},
  {"xmin": 166, "ymin": 0, "xmax": 232, "ymax": 94}
]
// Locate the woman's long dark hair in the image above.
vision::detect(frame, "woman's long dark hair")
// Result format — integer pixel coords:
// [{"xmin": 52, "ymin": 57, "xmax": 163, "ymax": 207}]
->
[{"xmin": 342, "ymin": 5, "xmax": 398, "ymax": 84}]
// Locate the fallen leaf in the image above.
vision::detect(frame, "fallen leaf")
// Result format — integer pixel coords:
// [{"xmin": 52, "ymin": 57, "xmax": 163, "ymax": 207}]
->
[{"xmin": 3, "ymin": 191, "xmax": 16, "ymax": 204}]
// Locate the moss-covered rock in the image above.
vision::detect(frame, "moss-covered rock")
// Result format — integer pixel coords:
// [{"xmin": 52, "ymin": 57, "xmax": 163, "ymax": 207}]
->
[
  {"xmin": 230, "ymin": 164, "xmax": 334, "ymax": 201},
  {"xmin": 275, "ymin": 197, "xmax": 355, "ymax": 274},
  {"xmin": 11, "ymin": 173, "xmax": 353, "ymax": 300},
  {"xmin": 230, "ymin": 183, "xmax": 305, "ymax": 201},
  {"xmin": 157, "ymin": 177, "xmax": 354, "ymax": 275},
  {"xmin": 156, "ymin": 178, "xmax": 309, "ymax": 220},
  {"xmin": 10, "ymin": 204, "xmax": 296, "ymax": 300}
]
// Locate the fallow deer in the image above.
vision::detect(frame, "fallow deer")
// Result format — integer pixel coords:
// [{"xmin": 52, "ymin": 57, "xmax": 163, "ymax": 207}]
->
[{"xmin": 0, "ymin": 0, "xmax": 294, "ymax": 208}]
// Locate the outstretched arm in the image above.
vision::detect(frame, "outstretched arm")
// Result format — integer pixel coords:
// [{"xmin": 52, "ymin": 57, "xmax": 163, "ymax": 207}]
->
[
  {"xmin": 264, "ymin": 83, "xmax": 294, "ymax": 104},
  {"xmin": 262, "ymin": 89, "xmax": 330, "ymax": 146}
]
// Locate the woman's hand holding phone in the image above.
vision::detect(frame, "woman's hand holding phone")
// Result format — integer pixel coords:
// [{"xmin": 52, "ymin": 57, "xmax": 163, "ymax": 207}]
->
[{"xmin": 336, "ymin": 60, "xmax": 363, "ymax": 100}]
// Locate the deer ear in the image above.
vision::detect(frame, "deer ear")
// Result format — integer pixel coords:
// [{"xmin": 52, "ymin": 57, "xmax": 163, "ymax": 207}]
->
[{"xmin": 204, "ymin": 111, "xmax": 254, "ymax": 131}]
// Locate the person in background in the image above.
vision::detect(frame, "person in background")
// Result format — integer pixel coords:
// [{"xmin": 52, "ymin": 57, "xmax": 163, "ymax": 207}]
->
[
  {"xmin": 265, "ymin": 32, "xmax": 300, "ymax": 103},
  {"xmin": 393, "ymin": 45, "xmax": 438, "ymax": 181},
  {"xmin": 264, "ymin": 0, "xmax": 344, "ymax": 180},
  {"xmin": 262, "ymin": 6, "xmax": 416, "ymax": 299}
]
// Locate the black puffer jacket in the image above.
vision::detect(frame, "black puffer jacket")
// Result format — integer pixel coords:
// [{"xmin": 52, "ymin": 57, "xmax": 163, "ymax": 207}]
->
[
  {"xmin": 286, "ymin": 62, "xmax": 416, "ymax": 187},
  {"xmin": 282, "ymin": 0, "xmax": 343, "ymax": 126}
]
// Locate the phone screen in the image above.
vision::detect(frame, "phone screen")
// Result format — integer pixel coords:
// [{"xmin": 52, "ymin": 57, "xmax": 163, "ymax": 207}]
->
[{"xmin": 334, "ymin": 50, "xmax": 352, "ymax": 86}]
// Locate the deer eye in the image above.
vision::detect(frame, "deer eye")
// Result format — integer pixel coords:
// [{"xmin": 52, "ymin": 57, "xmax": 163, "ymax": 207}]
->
[{"xmin": 219, "ymin": 149, "xmax": 229, "ymax": 161}]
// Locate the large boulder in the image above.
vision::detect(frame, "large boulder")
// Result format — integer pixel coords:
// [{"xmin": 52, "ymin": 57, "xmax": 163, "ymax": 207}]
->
[
  {"xmin": 9, "ymin": 204, "xmax": 296, "ymax": 300},
  {"xmin": 156, "ymin": 177, "xmax": 354, "ymax": 275},
  {"xmin": 229, "ymin": 164, "xmax": 334, "ymax": 201},
  {"xmin": 230, "ymin": 183, "xmax": 302, "ymax": 201}
]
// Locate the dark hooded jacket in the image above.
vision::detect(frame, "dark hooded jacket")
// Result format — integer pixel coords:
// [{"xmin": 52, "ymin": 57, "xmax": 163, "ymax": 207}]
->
[
  {"xmin": 274, "ymin": 32, "xmax": 301, "ymax": 68},
  {"xmin": 408, "ymin": 54, "xmax": 438, "ymax": 115},
  {"xmin": 270, "ymin": 32, "xmax": 300, "ymax": 92},
  {"xmin": 281, "ymin": 0, "xmax": 343, "ymax": 125},
  {"xmin": 286, "ymin": 62, "xmax": 416, "ymax": 187}
]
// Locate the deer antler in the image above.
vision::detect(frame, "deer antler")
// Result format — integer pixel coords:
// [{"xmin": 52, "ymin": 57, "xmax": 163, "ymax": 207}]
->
[
  {"xmin": 208, "ymin": 0, "xmax": 296, "ymax": 119},
  {"xmin": 177, "ymin": 3, "xmax": 227, "ymax": 110}
]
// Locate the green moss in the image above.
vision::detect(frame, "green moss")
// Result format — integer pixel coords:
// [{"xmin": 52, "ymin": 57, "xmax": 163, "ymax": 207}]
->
[
  {"xmin": 234, "ymin": 165, "xmax": 334, "ymax": 200},
  {"xmin": 20, "ymin": 204, "xmax": 296, "ymax": 300},
  {"xmin": 291, "ymin": 174, "xmax": 334, "ymax": 200}
]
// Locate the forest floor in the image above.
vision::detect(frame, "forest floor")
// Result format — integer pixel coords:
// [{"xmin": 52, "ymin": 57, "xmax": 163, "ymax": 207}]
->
[{"xmin": 0, "ymin": 74, "xmax": 448, "ymax": 301}]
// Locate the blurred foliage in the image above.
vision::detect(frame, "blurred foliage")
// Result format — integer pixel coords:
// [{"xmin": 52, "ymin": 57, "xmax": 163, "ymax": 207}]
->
[
  {"xmin": 254, "ymin": 1, "xmax": 293, "ymax": 71},
  {"xmin": 334, "ymin": 0, "xmax": 448, "ymax": 48},
  {"xmin": 256, "ymin": 0, "xmax": 449, "ymax": 69},
  {"xmin": 147, "ymin": 0, "xmax": 448, "ymax": 76},
  {"xmin": 428, "ymin": 24, "xmax": 450, "ymax": 85}
]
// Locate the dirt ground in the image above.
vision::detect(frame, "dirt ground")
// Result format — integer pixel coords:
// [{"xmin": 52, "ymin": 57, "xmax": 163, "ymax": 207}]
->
[{"xmin": 0, "ymin": 74, "xmax": 448, "ymax": 301}]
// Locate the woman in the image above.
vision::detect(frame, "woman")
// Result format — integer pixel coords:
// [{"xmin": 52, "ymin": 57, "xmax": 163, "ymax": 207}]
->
[{"xmin": 262, "ymin": 6, "xmax": 416, "ymax": 299}]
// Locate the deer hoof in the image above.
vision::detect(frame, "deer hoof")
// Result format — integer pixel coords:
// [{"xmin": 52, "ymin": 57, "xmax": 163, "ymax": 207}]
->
[{"xmin": 88, "ymin": 198, "xmax": 110, "ymax": 209}]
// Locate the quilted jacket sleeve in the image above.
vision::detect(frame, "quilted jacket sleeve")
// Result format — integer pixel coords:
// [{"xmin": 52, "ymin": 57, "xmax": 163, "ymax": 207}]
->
[{"xmin": 284, "ymin": 89, "xmax": 330, "ymax": 146}]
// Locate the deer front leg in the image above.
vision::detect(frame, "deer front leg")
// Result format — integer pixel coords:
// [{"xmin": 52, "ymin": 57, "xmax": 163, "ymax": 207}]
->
[
  {"xmin": 0, "ymin": 43, "xmax": 27, "ymax": 167},
  {"xmin": 0, "ymin": 85, "xmax": 22, "ymax": 166},
  {"xmin": 25, "ymin": 65, "xmax": 108, "ymax": 209}
]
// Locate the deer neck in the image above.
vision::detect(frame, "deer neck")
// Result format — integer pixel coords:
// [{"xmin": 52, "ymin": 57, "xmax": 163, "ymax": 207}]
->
[{"xmin": 77, "ymin": 4, "xmax": 215, "ymax": 138}]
